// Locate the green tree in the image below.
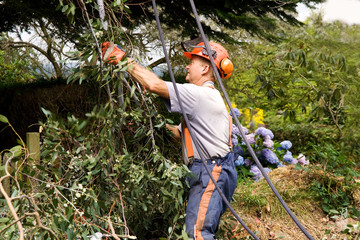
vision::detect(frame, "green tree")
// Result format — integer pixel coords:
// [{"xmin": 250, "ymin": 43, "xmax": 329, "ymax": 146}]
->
[
  {"xmin": 0, "ymin": 0, "xmax": 325, "ymax": 43},
  {"xmin": 0, "ymin": 44, "xmax": 38, "ymax": 84},
  {"xmin": 227, "ymin": 14, "xmax": 360, "ymax": 138},
  {"xmin": 1, "ymin": 19, "xmax": 73, "ymax": 79}
]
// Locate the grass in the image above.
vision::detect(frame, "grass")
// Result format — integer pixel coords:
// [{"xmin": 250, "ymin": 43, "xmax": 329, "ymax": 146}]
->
[{"xmin": 216, "ymin": 165, "xmax": 360, "ymax": 240}]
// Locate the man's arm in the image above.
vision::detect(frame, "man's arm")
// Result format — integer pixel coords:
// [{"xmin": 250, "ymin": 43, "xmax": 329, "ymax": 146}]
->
[{"xmin": 127, "ymin": 58, "xmax": 169, "ymax": 99}]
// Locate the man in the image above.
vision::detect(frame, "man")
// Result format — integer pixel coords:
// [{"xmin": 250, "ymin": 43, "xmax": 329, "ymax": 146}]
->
[{"xmin": 102, "ymin": 40, "xmax": 237, "ymax": 239}]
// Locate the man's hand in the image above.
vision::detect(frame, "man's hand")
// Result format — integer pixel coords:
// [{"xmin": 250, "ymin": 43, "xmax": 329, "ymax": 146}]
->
[
  {"xmin": 102, "ymin": 42, "xmax": 125, "ymax": 65},
  {"xmin": 166, "ymin": 124, "xmax": 181, "ymax": 141}
]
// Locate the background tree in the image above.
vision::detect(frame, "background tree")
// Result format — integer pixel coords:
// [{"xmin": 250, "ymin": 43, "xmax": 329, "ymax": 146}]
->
[
  {"xmin": 226, "ymin": 13, "xmax": 360, "ymax": 138},
  {"xmin": 1, "ymin": 1, "xmax": 358, "ymax": 239},
  {"xmin": 0, "ymin": 0, "xmax": 326, "ymax": 43},
  {"xmin": 1, "ymin": 19, "xmax": 74, "ymax": 79},
  {"xmin": 0, "ymin": 0, "xmax": 326, "ymax": 78},
  {"xmin": 0, "ymin": 44, "xmax": 38, "ymax": 84}
]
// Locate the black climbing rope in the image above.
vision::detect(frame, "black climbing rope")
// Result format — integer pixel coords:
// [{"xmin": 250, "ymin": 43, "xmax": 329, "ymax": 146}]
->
[
  {"xmin": 151, "ymin": 1, "xmax": 259, "ymax": 239},
  {"xmin": 151, "ymin": 0, "xmax": 314, "ymax": 239},
  {"xmin": 187, "ymin": 0, "xmax": 314, "ymax": 239}
]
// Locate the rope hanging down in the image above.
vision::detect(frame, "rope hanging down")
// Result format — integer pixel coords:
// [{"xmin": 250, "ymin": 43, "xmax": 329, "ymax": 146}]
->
[
  {"xmin": 152, "ymin": 0, "xmax": 315, "ymax": 239},
  {"xmin": 187, "ymin": 0, "xmax": 315, "ymax": 239},
  {"xmin": 151, "ymin": 1, "xmax": 259, "ymax": 239},
  {"xmin": 151, "ymin": 1, "xmax": 262, "ymax": 239}
]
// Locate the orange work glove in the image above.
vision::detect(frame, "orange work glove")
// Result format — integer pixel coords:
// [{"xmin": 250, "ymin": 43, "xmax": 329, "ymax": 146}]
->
[{"xmin": 101, "ymin": 42, "xmax": 126, "ymax": 65}]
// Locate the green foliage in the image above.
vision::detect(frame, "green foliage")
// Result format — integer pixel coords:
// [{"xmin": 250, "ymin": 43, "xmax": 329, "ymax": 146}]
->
[
  {"xmin": 267, "ymin": 114, "xmax": 336, "ymax": 155},
  {"xmin": 38, "ymin": 105, "xmax": 187, "ymax": 238},
  {"xmin": 0, "ymin": 49, "xmax": 37, "ymax": 85},
  {"xmin": 0, "ymin": 0, "xmax": 325, "ymax": 43},
  {"xmin": 0, "ymin": 102, "xmax": 188, "ymax": 239},
  {"xmin": 0, "ymin": 5, "xmax": 190, "ymax": 236},
  {"xmin": 309, "ymin": 143, "xmax": 359, "ymax": 219},
  {"xmin": 227, "ymin": 15, "xmax": 360, "ymax": 140}
]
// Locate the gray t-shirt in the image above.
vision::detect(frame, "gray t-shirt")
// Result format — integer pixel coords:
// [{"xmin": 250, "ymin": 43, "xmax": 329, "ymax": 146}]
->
[{"xmin": 164, "ymin": 81, "xmax": 231, "ymax": 164}]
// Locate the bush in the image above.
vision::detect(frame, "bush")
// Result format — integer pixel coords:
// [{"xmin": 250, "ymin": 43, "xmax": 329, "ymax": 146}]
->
[{"xmin": 0, "ymin": 99, "xmax": 189, "ymax": 239}]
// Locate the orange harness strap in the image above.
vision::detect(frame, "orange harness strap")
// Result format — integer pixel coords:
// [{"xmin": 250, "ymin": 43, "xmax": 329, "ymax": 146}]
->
[{"xmin": 183, "ymin": 120, "xmax": 195, "ymax": 158}]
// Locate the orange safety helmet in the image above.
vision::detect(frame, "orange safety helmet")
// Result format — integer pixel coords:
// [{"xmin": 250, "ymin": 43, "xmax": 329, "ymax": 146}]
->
[{"xmin": 182, "ymin": 40, "xmax": 233, "ymax": 79}]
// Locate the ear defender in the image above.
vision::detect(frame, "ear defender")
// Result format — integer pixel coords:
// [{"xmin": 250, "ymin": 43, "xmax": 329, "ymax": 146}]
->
[
  {"xmin": 220, "ymin": 58, "xmax": 234, "ymax": 79},
  {"xmin": 182, "ymin": 40, "xmax": 233, "ymax": 79}
]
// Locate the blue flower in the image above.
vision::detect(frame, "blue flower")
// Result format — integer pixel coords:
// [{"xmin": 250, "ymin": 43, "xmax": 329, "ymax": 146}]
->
[
  {"xmin": 255, "ymin": 127, "xmax": 274, "ymax": 139},
  {"xmin": 263, "ymin": 167, "xmax": 272, "ymax": 175},
  {"xmin": 232, "ymin": 124, "xmax": 248, "ymax": 137},
  {"xmin": 263, "ymin": 135, "xmax": 274, "ymax": 148},
  {"xmin": 277, "ymin": 161, "xmax": 285, "ymax": 168},
  {"xmin": 232, "ymin": 125, "xmax": 241, "ymax": 136},
  {"xmin": 231, "ymin": 136, "xmax": 238, "ymax": 146},
  {"xmin": 230, "ymin": 108, "xmax": 241, "ymax": 118},
  {"xmin": 280, "ymin": 140, "xmax": 292, "ymax": 150},
  {"xmin": 233, "ymin": 146, "xmax": 244, "ymax": 156},
  {"xmin": 250, "ymin": 165, "xmax": 262, "ymax": 181},
  {"xmin": 244, "ymin": 133, "xmax": 256, "ymax": 145},
  {"xmin": 250, "ymin": 165, "xmax": 272, "ymax": 181},
  {"xmin": 283, "ymin": 150, "xmax": 294, "ymax": 164},
  {"xmin": 244, "ymin": 158, "xmax": 252, "ymax": 166},
  {"xmin": 241, "ymin": 126, "xmax": 249, "ymax": 135},
  {"xmin": 235, "ymin": 156, "xmax": 244, "ymax": 166},
  {"xmin": 261, "ymin": 149, "xmax": 279, "ymax": 164}
]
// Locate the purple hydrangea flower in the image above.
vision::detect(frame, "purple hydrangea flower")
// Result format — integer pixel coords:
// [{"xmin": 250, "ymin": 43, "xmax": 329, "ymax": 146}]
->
[
  {"xmin": 283, "ymin": 150, "xmax": 294, "ymax": 164},
  {"xmin": 244, "ymin": 158, "xmax": 252, "ymax": 166},
  {"xmin": 291, "ymin": 158, "xmax": 298, "ymax": 165},
  {"xmin": 263, "ymin": 167, "xmax": 272, "ymax": 175},
  {"xmin": 235, "ymin": 155, "xmax": 244, "ymax": 166},
  {"xmin": 250, "ymin": 165, "xmax": 262, "ymax": 181},
  {"xmin": 263, "ymin": 135, "xmax": 274, "ymax": 148},
  {"xmin": 232, "ymin": 124, "xmax": 248, "ymax": 136},
  {"xmin": 255, "ymin": 127, "xmax": 274, "ymax": 139},
  {"xmin": 280, "ymin": 140, "xmax": 292, "ymax": 150},
  {"xmin": 231, "ymin": 136, "xmax": 238, "ymax": 146},
  {"xmin": 233, "ymin": 146, "xmax": 244, "ymax": 156},
  {"xmin": 230, "ymin": 108, "xmax": 241, "ymax": 118},
  {"xmin": 232, "ymin": 124, "xmax": 241, "ymax": 137},
  {"xmin": 297, "ymin": 154, "xmax": 309, "ymax": 166},
  {"xmin": 245, "ymin": 133, "xmax": 256, "ymax": 145},
  {"xmin": 250, "ymin": 165, "xmax": 272, "ymax": 181},
  {"xmin": 241, "ymin": 126, "xmax": 249, "ymax": 135},
  {"xmin": 261, "ymin": 148, "xmax": 279, "ymax": 164}
]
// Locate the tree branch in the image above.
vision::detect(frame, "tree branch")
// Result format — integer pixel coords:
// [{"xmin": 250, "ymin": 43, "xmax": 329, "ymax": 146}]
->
[
  {"xmin": 147, "ymin": 57, "xmax": 166, "ymax": 69},
  {"xmin": 0, "ymin": 154, "xmax": 24, "ymax": 240}
]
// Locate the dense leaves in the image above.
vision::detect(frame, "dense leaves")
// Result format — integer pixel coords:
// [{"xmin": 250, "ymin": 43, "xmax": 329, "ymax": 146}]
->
[
  {"xmin": 226, "ymin": 14, "xmax": 360, "ymax": 139},
  {"xmin": 0, "ymin": 63, "xmax": 189, "ymax": 238},
  {"xmin": 1, "ymin": 1, "xmax": 359, "ymax": 239},
  {"xmin": 0, "ymin": 49, "xmax": 38, "ymax": 84},
  {"xmin": 0, "ymin": 0, "xmax": 325, "ymax": 43}
]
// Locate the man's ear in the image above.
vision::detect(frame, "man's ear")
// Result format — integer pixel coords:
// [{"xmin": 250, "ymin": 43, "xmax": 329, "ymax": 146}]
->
[{"xmin": 201, "ymin": 64, "xmax": 211, "ymax": 75}]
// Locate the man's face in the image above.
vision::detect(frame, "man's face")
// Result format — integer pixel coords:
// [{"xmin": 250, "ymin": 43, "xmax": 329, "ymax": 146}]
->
[{"xmin": 185, "ymin": 56, "xmax": 206, "ymax": 84}]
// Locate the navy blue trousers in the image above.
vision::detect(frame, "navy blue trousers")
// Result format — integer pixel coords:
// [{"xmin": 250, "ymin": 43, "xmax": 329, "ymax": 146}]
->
[{"xmin": 185, "ymin": 152, "xmax": 237, "ymax": 240}]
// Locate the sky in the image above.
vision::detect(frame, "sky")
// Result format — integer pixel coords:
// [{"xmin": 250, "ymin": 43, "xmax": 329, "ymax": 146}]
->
[{"xmin": 297, "ymin": 0, "xmax": 360, "ymax": 24}]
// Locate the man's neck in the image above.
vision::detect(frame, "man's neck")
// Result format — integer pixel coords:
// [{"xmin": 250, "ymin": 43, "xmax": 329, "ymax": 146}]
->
[{"xmin": 194, "ymin": 77, "xmax": 214, "ymax": 86}]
